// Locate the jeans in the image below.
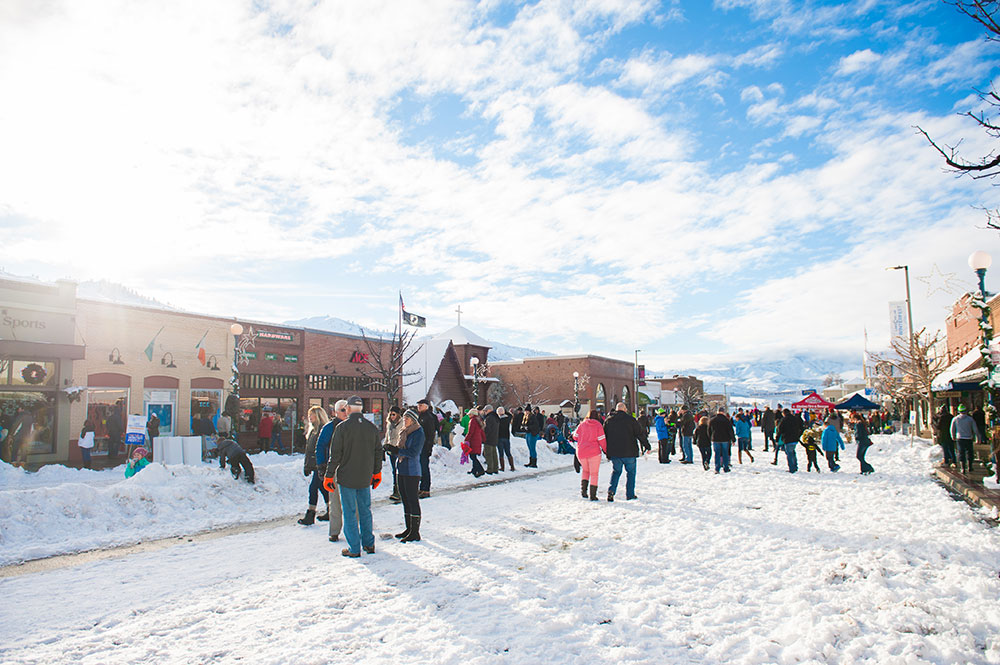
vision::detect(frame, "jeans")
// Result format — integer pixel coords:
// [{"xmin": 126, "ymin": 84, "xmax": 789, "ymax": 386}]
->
[
  {"xmin": 525, "ymin": 433, "xmax": 539, "ymax": 458},
  {"xmin": 857, "ymin": 441, "xmax": 873, "ymax": 473},
  {"xmin": 680, "ymin": 435, "xmax": 693, "ymax": 462},
  {"xmin": 81, "ymin": 447, "xmax": 92, "ymax": 469},
  {"xmin": 308, "ymin": 470, "xmax": 330, "ymax": 506},
  {"xmin": 825, "ymin": 450, "xmax": 839, "ymax": 470},
  {"xmin": 940, "ymin": 437, "xmax": 956, "ymax": 465},
  {"xmin": 608, "ymin": 457, "xmax": 637, "ymax": 498},
  {"xmin": 785, "ymin": 442, "xmax": 798, "ymax": 473},
  {"xmin": 338, "ymin": 485, "xmax": 374, "ymax": 555},
  {"xmin": 388, "ymin": 452, "xmax": 399, "ymax": 493},
  {"xmin": 957, "ymin": 438, "xmax": 975, "ymax": 471},
  {"xmin": 270, "ymin": 430, "xmax": 283, "ymax": 453},
  {"xmin": 712, "ymin": 442, "xmax": 730, "ymax": 472},
  {"xmin": 419, "ymin": 448, "xmax": 432, "ymax": 492},
  {"xmin": 498, "ymin": 438, "xmax": 514, "ymax": 468},
  {"xmin": 398, "ymin": 474, "xmax": 420, "ymax": 517}
]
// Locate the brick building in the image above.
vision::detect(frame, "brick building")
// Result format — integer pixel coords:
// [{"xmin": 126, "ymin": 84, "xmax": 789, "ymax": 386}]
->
[
  {"xmin": 488, "ymin": 354, "xmax": 635, "ymax": 417},
  {"xmin": 944, "ymin": 292, "xmax": 999, "ymax": 364}
]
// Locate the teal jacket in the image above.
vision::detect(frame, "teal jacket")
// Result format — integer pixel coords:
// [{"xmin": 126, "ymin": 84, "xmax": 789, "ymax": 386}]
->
[
  {"xmin": 821, "ymin": 426, "xmax": 845, "ymax": 452},
  {"xmin": 124, "ymin": 458, "xmax": 149, "ymax": 478}
]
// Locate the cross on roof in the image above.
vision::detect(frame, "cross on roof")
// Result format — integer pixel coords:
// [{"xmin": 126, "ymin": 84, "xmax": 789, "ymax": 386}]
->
[{"xmin": 455, "ymin": 305, "xmax": 462, "ymax": 326}]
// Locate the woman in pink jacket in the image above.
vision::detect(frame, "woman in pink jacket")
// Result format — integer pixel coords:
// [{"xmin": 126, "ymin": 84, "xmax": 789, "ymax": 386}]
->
[
  {"xmin": 464, "ymin": 408, "xmax": 486, "ymax": 478},
  {"xmin": 573, "ymin": 411, "xmax": 606, "ymax": 501}
]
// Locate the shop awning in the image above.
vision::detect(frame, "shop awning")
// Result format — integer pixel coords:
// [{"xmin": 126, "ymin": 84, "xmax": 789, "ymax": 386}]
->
[
  {"xmin": 932, "ymin": 347, "xmax": 982, "ymax": 392},
  {"xmin": 0, "ymin": 339, "xmax": 86, "ymax": 360},
  {"xmin": 835, "ymin": 393, "xmax": 880, "ymax": 411}
]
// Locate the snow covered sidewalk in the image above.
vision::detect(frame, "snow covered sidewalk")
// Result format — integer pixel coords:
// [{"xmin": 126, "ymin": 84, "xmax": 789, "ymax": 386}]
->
[
  {"xmin": 0, "ymin": 435, "xmax": 570, "ymax": 566},
  {"xmin": 2, "ymin": 434, "xmax": 1000, "ymax": 664}
]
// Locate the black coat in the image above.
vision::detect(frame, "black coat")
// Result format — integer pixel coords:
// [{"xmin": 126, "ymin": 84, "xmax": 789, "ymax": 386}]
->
[
  {"xmin": 761, "ymin": 409, "xmax": 775, "ymax": 431},
  {"xmin": 417, "ymin": 409, "xmax": 438, "ymax": 453},
  {"xmin": 498, "ymin": 414, "xmax": 511, "ymax": 439},
  {"xmin": 484, "ymin": 411, "xmax": 500, "ymax": 446},
  {"xmin": 935, "ymin": 411, "xmax": 953, "ymax": 444},
  {"xmin": 603, "ymin": 410, "xmax": 644, "ymax": 458},
  {"xmin": 680, "ymin": 412, "xmax": 695, "ymax": 437},
  {"xmin": 526, "ymin": 412, "xmax": 543, "ymax": 435},
  {"xmin": 708, "ymin": 414, "xmax": 735, "ymax": 443},
  {"xmin": 694, "ymin": 423, "xmax": 711, "ymax": 449},
  {"xmin": 777, "ymin": 413, "xmax": 804, "ymax": 444},
  {"xmin": 217, "ymin": 438, "xmax": 247, "ymax": 467}
]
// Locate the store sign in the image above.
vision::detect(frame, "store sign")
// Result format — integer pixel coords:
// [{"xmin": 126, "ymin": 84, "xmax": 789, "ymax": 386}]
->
[
  {"xmin": 125, "ymin": 414, "xmax": 146, "ymax": 445},
  {"xmin": 245, "ymin": 351, "xmax": 257, "ymax": 360},
  {"xmin": 258, "ymin": 330, "xmax": 294, "ymax": 342},
  {"xmin": 350, "ymin": 351, "xmax": 369, "ymax": 364},
  {"xmin": 0, "ymin": 307, "xmax": 75, "ymax": 344},
  {"xmin": 265, "ymin": 353, "xmax": 278, "ymax": 361},
  {"xmin": 284, "ymin": 355, "xmax": 298, "ymax": 363}
]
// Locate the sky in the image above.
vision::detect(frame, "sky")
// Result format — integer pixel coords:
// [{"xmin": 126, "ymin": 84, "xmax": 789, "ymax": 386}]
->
[{"xmin": 1, "ymin": 0, "xmax": 998, "ymax": 373}]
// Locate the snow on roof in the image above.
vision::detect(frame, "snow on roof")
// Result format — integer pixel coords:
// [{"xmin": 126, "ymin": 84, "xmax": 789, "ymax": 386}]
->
[
  {"xmin": 432, "ymin": 325, "xmax": 491, "ymax": 348},
  {"xmin": 932, "ymin": 346, "xmax": 982, "ymax": 391},
  {"xmin": 402, "ymin": 338, "xmax": 452, "ymax": 405}
]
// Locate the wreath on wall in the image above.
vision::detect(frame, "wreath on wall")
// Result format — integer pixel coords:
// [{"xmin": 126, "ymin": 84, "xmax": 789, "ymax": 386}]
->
[{"xmin": 21, "ymin": 363, "xmax": 47, "ymax": 385}]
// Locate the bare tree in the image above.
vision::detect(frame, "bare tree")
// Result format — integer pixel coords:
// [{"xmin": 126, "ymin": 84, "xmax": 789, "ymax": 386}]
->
[
  {"xmin": 678, "ymin": 383, "xmax": 705, "ymax": 411},
  {"xmin": 869, "ymin": 328, "xmax": 949, "ymax": 432},
  {"xmin": 916, "ymin": 1, "xmax": 1000, "ymax": 229},
  {"xmin": 822, "ymin": 372, "xmax": 843, "ymax": 388},
  {"xmin": 491, "ymin": 373, "xmax": 550, "ymax": 408},
  {"xmin": 358, "ymin": 326, "xmax": 422, "ymax": 423}
]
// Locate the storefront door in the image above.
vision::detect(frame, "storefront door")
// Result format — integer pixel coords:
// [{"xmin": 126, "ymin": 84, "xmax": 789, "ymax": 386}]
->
[{"xmin": 144, "ymin": 389, "xmax": 177, "ymax": 437}]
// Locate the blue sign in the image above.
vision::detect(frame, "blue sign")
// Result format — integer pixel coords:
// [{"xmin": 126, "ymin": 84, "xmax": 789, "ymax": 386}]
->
[
  {"xmin": 802, "ymin": 389, "xmax": 817, "ymax": 395},
  {"xmin": 125, "ymin": 432, "xmax": 146, "ymax": 445}
]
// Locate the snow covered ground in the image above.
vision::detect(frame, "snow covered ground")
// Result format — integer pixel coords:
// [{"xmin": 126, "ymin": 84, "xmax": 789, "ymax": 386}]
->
[
  {"xmin": 0, "ymin": 434, "xmax": 569, "ymax": 566},
  {"xmin": 3, "ymin": 434, "xmax": 1000, "ymax": 665}
]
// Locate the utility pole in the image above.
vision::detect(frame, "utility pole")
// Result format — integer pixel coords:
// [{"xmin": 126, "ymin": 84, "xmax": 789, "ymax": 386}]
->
[
  {"xmin": 889, "ymin": 265, "xmax": 916, "ymax": 446},
  {"xmin": 634, "ymin": 349, "xmax": 641, "ymax": 415}
]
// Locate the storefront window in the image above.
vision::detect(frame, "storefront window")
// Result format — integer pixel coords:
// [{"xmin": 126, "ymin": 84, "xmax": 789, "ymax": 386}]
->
[
  {"xmin": 279, "ymin": 398, "xmax": 298, "ymax": 430},
  {"xmin": 0, "ymin": 391, "xmax": 56, "ymax": 460},
  {"xmin": 86, "ymin": 389, "xmax": 128, "ymax": 457},
  {"xmin": 9, "ymin": 360, "xmax": 58, "ymax": 388},
  {"xmin": 596, "ymin": 383, "xmax": 606, "ymax": 408},
  {"xmin": 190, "ymin": 389, "xmax": 221, "ymax": 431},
  {"xmin": 143, "ymin": 389, "xmax": 177, "ymax": 437},
  {"xmin": 371, "ymin": 398, "xmax": 383, "ymax": 430},
  {"xmin": 622, "ymin": 385, "xmax": 631, "ymax": 409},
  {"xmin": 238, "ymin": 397, "xmax": 260, "ymax": 434}
]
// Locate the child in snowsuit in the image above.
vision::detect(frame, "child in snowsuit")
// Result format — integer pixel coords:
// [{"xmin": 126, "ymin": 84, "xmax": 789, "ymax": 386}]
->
[
  {"xmin": 124, "ymin": 446, "xmax": 150, "ymax": 478},
  {"xmin": 217, "ymin": 438, "xmax": 255, "ymax": 483},
  {"xmin": 821, "ymin": 422, "xmax": 845, "ymax": 472},
  {"xmin": 800, "ymin": 427, "xmax": 821, "ymax": 472},
  {"xmin": 653, "ymin": 409, "xmax": 671, "ymax": 464}
]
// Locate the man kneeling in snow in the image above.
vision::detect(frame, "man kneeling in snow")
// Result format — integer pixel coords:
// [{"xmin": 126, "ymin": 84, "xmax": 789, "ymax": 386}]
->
[{"xmin": 217, "ymin": 438, "xmax": 255, "ymax": 483}]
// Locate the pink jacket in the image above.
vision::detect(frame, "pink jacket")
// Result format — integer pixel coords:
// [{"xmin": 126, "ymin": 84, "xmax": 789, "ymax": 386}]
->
[
  {"xmin": 465, "ymin": 416, "xmax": 484, "ymax": 454},
  {"xmin": 573, "ymin": 419, "xmax": 606, "ymax": 459}
]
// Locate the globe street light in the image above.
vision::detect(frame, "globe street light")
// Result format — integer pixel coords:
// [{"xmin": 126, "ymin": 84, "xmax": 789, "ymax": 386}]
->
[
  {"xmin": 968, "ymin": 251, "xmax": 995, "ymax": 427},
  {"xmin": 230, "ymin": 323, "xmax": 243, "ymax": 400},
  {"xmin": 470, "ymin": 356, "xmax": 480, "ymax": 407},
  {"xmin": 573, "ymin": 371, "xmax": 580, "ymax": 422}
]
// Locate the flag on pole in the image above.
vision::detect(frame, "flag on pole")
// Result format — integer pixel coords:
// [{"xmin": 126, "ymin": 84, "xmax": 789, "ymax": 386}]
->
[
  {"xmin": 195, "ymin": 330, "xmax": 209, "ymax": 366},
  {"xmin": 144, "ymin": 326, "xmax": 165, "ymax": 361},
  {"xmin": 400, "ymin": 293, "xmax": 426, "ymax": 328}
]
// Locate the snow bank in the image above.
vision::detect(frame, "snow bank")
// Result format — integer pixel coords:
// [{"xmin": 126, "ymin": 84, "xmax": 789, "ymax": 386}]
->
[{"xmin": 0, "ymin": 435, "xmax": 568, "ymax": 566}]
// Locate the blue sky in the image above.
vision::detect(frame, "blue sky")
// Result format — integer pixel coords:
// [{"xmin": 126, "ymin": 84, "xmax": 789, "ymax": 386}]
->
[{"xmin": 1, "ymin": 0, "xmax": 998, "ymax": 372}]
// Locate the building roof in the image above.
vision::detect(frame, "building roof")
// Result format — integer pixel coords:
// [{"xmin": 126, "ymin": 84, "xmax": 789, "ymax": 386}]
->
[
  {"xmin": 402, "ymin": 338, "xmax": 453, "ymax": 405},
  {"xmin": 432, "ymin": 325, "xmax": 491, "ymax": 348},
  {"xmin": 932, "ymin": 346, "xmax": 982, "ymax": 392},
  {"xmin": 489, "ymin": 353, "xmax": 633, "ymax": 366}
]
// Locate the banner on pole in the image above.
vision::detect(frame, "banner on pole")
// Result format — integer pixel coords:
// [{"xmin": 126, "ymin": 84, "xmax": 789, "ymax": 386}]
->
[{"xmin": 888, "ymin": 301, "xmax": 908, "ymax": 346}]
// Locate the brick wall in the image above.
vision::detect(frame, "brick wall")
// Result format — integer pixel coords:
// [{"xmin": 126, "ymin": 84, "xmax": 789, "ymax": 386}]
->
[{"xmin": 945, "ymin": 293, "xmax": 999, "ymax": 364}]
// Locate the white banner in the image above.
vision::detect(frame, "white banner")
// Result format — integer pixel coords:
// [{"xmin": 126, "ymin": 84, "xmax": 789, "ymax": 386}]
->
[{"xmin": 889, "ymin": 301, "xmax": 908, "ymax": 346}]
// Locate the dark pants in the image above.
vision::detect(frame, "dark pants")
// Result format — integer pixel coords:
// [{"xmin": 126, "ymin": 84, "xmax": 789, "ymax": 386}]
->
[
  {"xmin": 107, "ymin": 435, "xmax": 121, "ymax": 460},
  {"xmin": 764, "ymin": 430, "xmax": 774, "ymax": 451},
  {"xmin": 308, "ymin": 470, "xmax": 329, "ymax": 506},
  {"xmin": 398, "ymin": 474, "xmax": 421, "ymax": 517},
  {"xmin": 825, "ymin": 450, "xmax": 839, "ymax": 470},
  {"xmin": 388, "ymin": 452, "xmax": 399, "ymax": 494},
  {"xmin": 806, "ymin": 448, "xmax": 819, "ymax": 471},
  {"xmin": 857, "ymin": 441, "xmax": 873, "ymax": 473},
  {"xmin": 81, "ymin": 448, "xmax": 92, "ymax": 469},
  {"xmin": 957, "ymin": 438, "xmax": 975, "ymax": 471},
  {"xmin": 419, "ymin": 448, "xmax": 432, "ymax": 492},
  {"xmin": 498, "ymin": 438, "xmax": 514, "ymax": 468},
  {"xmin": 940, "ymin": 437, "xmax": 956, "ymax": 465},
  {"xmin": 698, "ymin": 444, "xmax": 711, "ymax": 469},
  {"xmin": 230, "ymin": 452, "xmax": 255, "ymax": 483},
  {"xmin": 469, "ymin": 454, "xmax": 485, "ymax": 477}
]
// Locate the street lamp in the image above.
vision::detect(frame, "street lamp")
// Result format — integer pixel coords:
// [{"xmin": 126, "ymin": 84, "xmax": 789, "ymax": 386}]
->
[
  {"xmin": 470, "ymin": 356, "xmax": 480, "ymax": 407},
  {"xmin": 969, "ymin": 251, "xmax": 995, "ymax": 426},
  {"xmin": 634, "ymin": 349, "xmax": 641, "ymax": 415},
  {"xmin": 230, "ymin": 323, "xmax": 243, "ymax": 400},
  {"xmin": 573, "ymin": 371, "xmax": 580, "ymax": 422},
  {"xmin": 888, "ymin": 265, "xmax": 916, "ymax": 444}
]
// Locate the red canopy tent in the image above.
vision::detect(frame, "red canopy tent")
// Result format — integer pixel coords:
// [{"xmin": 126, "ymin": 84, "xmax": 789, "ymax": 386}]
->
[{"xmin": 791, "ymin": 392, "xmax": 836, "ymax": 412}]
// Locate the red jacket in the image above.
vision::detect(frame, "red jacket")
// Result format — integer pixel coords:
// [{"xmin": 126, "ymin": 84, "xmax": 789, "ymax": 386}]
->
[
  {"xmin": 258, "ymin": 414, "xmax": 273, "ymax": 438},
  {"xmin": 465, "ymin": 416, "xmax": 484, "ymax": 454}
]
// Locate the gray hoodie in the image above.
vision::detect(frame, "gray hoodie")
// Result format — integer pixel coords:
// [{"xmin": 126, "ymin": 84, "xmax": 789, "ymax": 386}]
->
[{"xmin": 950, "ymin": 413, "xmax": 982, "ymax": 442}]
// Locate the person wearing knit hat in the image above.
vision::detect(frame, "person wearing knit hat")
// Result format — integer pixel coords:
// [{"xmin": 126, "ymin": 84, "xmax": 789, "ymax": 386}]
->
[
  {"xmin": 124, "ymin": 447, "xmax": 149, "ymax": 478},
  {"xmin": 383, "ymin": 406, "xmax": 404, "ymax": 504},
  {"xmin": 482, "ymin": 405, "xmax": 500, "ymax": 474},
  {"xmin": 391, "ymin": 408, "xmax": 425, "ymax": 542}
]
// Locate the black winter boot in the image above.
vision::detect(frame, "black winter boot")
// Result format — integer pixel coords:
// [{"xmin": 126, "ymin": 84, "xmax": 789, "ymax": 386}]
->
[
  {"xmin": 589, "ymin": 485, "xmax": 598, "ymax": 501},
  {"xmin": 401, "ymin": 516, "xmax": 421, "ymax": 542},
  {"xmin": 395, "ymin": 514, "xmax": 411, "ymax": 539},
  {"xmin": 527, "ymin": 457, "xmax": 537, "ymax": 468},
  {"xmin": 297, "ymin": 509, "xmax": 316, "ymax": 526},
  {"xmin": 607, "ymin": 490, "xmax": 614, "ymax": 503},
  {"xmin": 581, "ymin": 478, "xmax": 589, "ymax": 498},
  {"xmin": 316, "ymin": 510, "xmax": 329, "ymax": 522}
]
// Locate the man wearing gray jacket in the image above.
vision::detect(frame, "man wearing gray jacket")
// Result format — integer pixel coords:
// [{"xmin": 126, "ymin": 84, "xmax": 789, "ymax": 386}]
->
[
  {"xmin": 950, "ymin": 404, "xmax": 983, "ymax": 475},
  {"xmin": 324, "ymin": 396, "xmax": 383, "ymax": 558}
]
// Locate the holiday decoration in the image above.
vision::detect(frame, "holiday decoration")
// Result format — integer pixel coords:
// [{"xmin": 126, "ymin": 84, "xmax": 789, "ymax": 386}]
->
[{"xmin": 21, "ymin": 363, "xmax": 47, "ymax": 385}]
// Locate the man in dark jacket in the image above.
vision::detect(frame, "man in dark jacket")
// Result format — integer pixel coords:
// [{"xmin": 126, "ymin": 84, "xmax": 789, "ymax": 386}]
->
[
  {"xmin": 524, "ymin": 405, "xmax": 544, "ymax": 468},
  {"xmin": 483, "ymin": 405, "xmax": 500, "ymax": 474},
  {"xmin": 679, "ymin": 407, "xmax": 695, "ymax": 463},
  {"xmin": 935, "ymin": 405, "xmax": 956, "ymax": 467},
  {"xmin": 603, "ymin": 402, "xmax": 644, "ymax": 501},
  {"xmin": 324, "ymin": 396, "xmax": 382, "ymax": 558},
  {"xmin": 416, "ymin": 399, "xmax": 438, "ymax": 497},
  {"xmin": 776, "ymin": 409, "xmax": 803, "ymax": 473},
  {"xmin": 637, "ymin": 412, "xmax": 651, "ymax": 454},
  {"xmin": 217, "ymin": 437, "xmax": 254, "ymax": 483},
  {"xmin": 761, "ymin": 406, "xmax": 776, "ymax": 452},
  {"xmin": 708, "ymin": 408, "xmax": 735, "ymax": 473}
]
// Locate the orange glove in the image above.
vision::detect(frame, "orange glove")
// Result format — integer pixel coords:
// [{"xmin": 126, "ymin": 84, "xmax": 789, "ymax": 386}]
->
[
  {"xmin": 371, "ymin": 472, "xmax": 381, "ymax": 490},
  {"xmin": 323, "ymin": 477, "xmax": 336, "ymax": 493}
]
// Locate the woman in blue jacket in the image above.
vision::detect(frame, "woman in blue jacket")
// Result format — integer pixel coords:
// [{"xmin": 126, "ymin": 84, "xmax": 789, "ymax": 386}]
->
[
  {"xmin": 393, "ymin": 409, "xmax": 425, "ymax": 543},
  {"xmin": 734, "ymin": 413, "xmax": 753, "ymax": 464},
  {"xmin": 653, "ymin": 409, "xmax": 671, "ymax": 464},
  {"xmin": 821, "ymin": 418, "xmax": 845, "ymax": 472}
]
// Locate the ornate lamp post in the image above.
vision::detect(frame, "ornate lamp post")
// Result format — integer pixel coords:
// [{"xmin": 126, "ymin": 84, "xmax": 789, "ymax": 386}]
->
[
  {"xmin": 470, "ymin": 356, "xmax": 480, "ymax": 407},
  {"xmin": 969, "ymin": 251, "xmax": 996, "ymax": 424},
  {"xmin": 573, "ymin": 371, "xmax": 580, "ymax": 422},
  {"xmin": 230, "ymin": 323, "xmax": 243, "ymax": 399}
]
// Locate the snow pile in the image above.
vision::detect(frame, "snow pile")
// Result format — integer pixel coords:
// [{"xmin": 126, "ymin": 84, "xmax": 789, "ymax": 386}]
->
[
  {"xmin": 0, "ymin": 436, "xmax": 569, "ymax": 566},
  {"xmin": 2, "ymin": 433, "xmax": 1000, "ymax": 665}
]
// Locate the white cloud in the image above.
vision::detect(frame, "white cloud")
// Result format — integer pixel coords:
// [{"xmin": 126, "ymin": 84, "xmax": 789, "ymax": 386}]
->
[{"xmin": 836, "ymin": 48, "xmax": 882, "ymax": 75}]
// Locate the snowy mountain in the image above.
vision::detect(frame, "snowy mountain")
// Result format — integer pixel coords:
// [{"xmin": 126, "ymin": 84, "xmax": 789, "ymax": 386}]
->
[
  {"xmin": 286, "ymin": 315, "xmax": 552, "ymax": 361},
  {"xmin": 76, "ymin": 279, "xmax": 178, "ymax": 309},
  {"xmin": 658, "ymin": 354, "xmax": 862, "ymax": 397}
]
